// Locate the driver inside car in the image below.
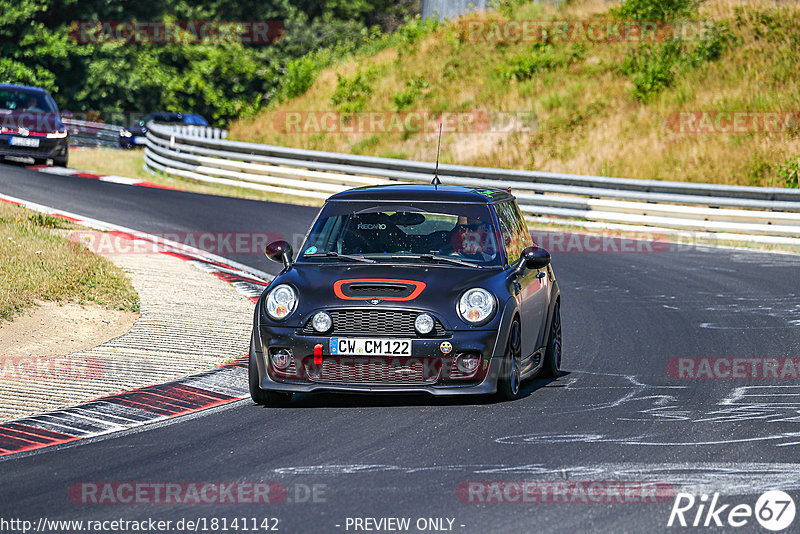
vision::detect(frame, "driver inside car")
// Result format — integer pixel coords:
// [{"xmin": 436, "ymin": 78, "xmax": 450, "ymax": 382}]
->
[{"xmin": 440, "ymin": 216, "xmax": 496, "ymax": 261}]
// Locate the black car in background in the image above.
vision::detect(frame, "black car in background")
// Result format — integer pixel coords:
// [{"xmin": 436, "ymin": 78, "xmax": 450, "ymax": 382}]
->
[
  {"xmin": 250, "ymin": 184, "xmax": 562, "ymax": 405},
  {"xmin": 119, "ymin": 112, "xmax": 208, "ymax": 148},
  {"xmin": 0, "ymin": 84, "xmax": 69, "ymax": 167}
]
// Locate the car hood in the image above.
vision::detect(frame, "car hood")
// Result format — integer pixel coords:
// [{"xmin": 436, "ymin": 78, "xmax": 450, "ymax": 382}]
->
[{"xmin": 269, "ymin": 262, "xmax": 508, "ymax": 326}]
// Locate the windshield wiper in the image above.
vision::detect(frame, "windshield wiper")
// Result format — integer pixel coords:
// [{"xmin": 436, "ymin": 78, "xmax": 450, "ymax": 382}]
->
[
  {"xmin": 304, "ymin": 252, "xmax": 375, "ymax": 264},
  {"xmin": 389, "ymin": 254, "xmax": 481, "ymax": 268}
]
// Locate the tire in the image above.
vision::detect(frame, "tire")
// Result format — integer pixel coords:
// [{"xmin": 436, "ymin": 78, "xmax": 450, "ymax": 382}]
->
[
  {"xmin": 496, "ymin": 318, "xmax": 522, "ymax": 401},
  {"xmin": 53, "ymin": 156, "xmax": 68, "ymax": 167},
  {"xmin": 539, "ymin": 301, "xmax": 562, "ymax": 378},
  {"xmin": 249, "ymin": 333, "xmax": 293, "ymax": 407}
]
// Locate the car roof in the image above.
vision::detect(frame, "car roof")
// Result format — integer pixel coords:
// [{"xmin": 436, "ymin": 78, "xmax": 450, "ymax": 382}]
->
[
  {"xmin": 327, "ymin": 184, "xmax": 514, "ymax": 204},
  {"xmin": 145, "ymin": 112, "xmax": 183, "ymax": 120},
  {"xmin": 0, "ymin": 84, "xmax": 49, "ymax": 94}
]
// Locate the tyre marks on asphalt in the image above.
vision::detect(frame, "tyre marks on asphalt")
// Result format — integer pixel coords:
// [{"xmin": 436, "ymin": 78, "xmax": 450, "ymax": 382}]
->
[
  {"xmin": 270, "ymin": 462, "xmax": 800, "ymax": 496},
  {"xmin": 495, "ymin": 370, "xmax": 800, "ymax": 448},
  {"xmin": 0, "ymin": 357, "xmax": 248, "ymax": 458}
]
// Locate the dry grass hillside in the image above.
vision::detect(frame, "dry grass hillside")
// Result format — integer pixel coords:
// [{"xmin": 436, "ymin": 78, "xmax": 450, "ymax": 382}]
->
[{"xmin": 230, "ymin": 0, "xmax": 800, "ymax": 187}]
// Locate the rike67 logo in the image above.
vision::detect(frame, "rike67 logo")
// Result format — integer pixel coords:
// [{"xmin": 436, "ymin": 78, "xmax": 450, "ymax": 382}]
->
[{"xmin": 668, "ymin": 490, "xmax": 796, "ymax": 531}]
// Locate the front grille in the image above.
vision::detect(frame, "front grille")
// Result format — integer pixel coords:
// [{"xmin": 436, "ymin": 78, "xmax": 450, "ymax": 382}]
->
[
  {"xmin": 307, "ymin": 357, "xmax": 440, "ymax": 384},
  {"xmin": 302, "ymin": 309, "xmax": 446, "ymax": 337},
  {"xmin": 345, "ymin": 283, "xmax": 410, "ymax": 297}
]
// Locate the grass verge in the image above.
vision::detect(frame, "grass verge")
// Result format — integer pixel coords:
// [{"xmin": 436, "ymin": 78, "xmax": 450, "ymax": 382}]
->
[{"xmin": 0, "ymin": 201, "xmax": 140, "ymax": 323}]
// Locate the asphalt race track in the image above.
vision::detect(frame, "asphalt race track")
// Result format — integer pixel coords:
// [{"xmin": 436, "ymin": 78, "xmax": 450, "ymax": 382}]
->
[{"xmin": 2, "ymin": 162, "xmax": 800, "ymax": 533}]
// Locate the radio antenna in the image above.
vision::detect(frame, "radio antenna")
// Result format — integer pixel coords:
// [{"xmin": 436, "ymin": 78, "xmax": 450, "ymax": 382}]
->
[{"xmin": 432, "ymin": 123, "xmax": 442, "ymax": 190}]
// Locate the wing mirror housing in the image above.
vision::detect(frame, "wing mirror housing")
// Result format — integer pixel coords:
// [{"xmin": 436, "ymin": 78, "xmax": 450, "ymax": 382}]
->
[
  {"xmin": 265, "ymin": 240, "xmax": 293, "ymax": 269},
  {"xmin": 517, "ymin": 246, "xmax": 550, "ymax": 272}
]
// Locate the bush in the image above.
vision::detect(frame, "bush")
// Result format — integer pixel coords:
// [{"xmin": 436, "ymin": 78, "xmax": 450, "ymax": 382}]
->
[
  {"xmin": 392, "ymin": 77, "xmax": 428, "ymax": 110},
  {"xmin": 612, "ymin": 0, "xmax": 699, "ymax": 21},
  {"xmin": 777, "ymin": 157, "xmax": 800, "ymax": 188},
  {"xmin": 280, "ymin": 55, "xmax": 323, "ymax": 101},
  {"xmin": 622, "ymin": 39, "xmax": 683, "ymax": 100},
  {"xmin": 396, "ymin": 16, "xmax": 439, "ymax": 50},
  {"xmin": 330, "ymin": 71, "xmax": 374, "ymax": 113},
  {"xmin": 499, "ymin": 43, "xmax": 585, "ymax": 82},
  {"xmin": 687, "ymin": 22, "xmax": 730, "ymax": 65},
  {"xmin": 621, "ymin": 21, "xmax": 729, "ymax": 101}
]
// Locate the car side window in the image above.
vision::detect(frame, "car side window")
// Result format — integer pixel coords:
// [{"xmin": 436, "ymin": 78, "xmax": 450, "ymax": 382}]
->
[{"xmin": 495, "ymin": 200, "xmax": 532, "ymax": 263}]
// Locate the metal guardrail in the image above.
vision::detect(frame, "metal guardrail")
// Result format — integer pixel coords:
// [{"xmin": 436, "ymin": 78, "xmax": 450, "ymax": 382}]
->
[
  {"xmin": 62, "ymin": 118, "xmax": 123, "ymax": 149},
  {"xmin": 161, "ymin": 125, "xmax": 228, "ymax": 139},
  {"xmin": 144, "ymin": 123, "xmax": 800, "ymax": 246}
]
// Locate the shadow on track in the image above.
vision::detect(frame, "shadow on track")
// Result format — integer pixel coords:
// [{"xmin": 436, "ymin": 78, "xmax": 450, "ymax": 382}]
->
[{"xmin": 252, "ymin": 371, "xmax": 571, "ymax": 409}]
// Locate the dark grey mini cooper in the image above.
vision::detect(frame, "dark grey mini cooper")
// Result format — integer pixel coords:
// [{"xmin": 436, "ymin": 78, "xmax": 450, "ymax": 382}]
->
[{"xmin": 250, "ymin": 184, "xmax": 561, "ymax": 405}]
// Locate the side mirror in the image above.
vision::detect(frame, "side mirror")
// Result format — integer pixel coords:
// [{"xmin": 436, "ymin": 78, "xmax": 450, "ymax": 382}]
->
[
  {"xmin": 520, "ymin": 246, "xmax": 550, "ymax": 270},
  {"xmin": 265, "ymin": 240, "xmax": 293, "ymax": 268}
]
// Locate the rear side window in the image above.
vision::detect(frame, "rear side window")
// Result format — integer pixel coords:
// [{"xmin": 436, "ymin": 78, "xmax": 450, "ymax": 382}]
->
[{"xmin": 494, "ymin": 200, "xmax": 532, "ymax": 263}]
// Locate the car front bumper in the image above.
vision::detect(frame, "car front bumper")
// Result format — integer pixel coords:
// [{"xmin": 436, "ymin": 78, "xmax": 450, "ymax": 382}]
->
[
  {"xmin": 0, "ymin": 135, "xmax": 68, "ymax": 161},
  {"xmin": 253, "ymin": 325, "xmax": 506, "ymax": 396}
]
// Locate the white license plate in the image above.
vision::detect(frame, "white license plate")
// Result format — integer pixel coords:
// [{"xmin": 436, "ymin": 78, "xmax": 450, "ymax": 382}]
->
[
  {"xmin": 330, "ymin": 338, "xmax": 412, "ymax": 356},
  {"xmin": 132, "ymin": 136, "xmax": 146, "ymax": 145},
  {"xmin": 10, "ymin": 137, "xmax": 39, "ymax": 148}
]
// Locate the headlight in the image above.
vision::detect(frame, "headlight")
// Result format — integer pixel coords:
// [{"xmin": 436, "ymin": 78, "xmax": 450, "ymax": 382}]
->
[
  {"xmin": 312, "ymin": 311, "xmax": 332, "ymax": 332},
  {"xmin": 458, "ymin": 288, "xmax": 495, "ymax": 325},
  {"xmin": 266, "ymin": 284, "xmax": 297, "ymax": 320},
  {"xmin": 415, "ymin": 313, "xmax": 434, "ymax": 334},
  {"xmin": 46, "ymin": 130, "xmax": 68, "ymax": 139}
]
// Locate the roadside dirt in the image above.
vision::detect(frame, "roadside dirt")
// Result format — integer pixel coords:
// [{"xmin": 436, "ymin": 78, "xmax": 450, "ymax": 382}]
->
[{"xmin": 0, "ymin": 301, "xmax": 138, "ymax": 359}]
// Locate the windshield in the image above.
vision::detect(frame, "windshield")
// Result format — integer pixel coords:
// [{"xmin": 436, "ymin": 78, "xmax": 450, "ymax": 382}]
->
[
  {"xmin": 299, "ymin": 201, "xmax": 502, "ymax": 266},
  {"xmin": 0, "ymin": 89, "xmax": 57, "ymax": 113}
]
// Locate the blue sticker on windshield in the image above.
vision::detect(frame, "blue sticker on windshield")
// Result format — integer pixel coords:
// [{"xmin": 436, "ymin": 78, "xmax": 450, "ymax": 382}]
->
[{"xmin": 304, "ymin": 246, "xmax": 318, "ymax": 254}]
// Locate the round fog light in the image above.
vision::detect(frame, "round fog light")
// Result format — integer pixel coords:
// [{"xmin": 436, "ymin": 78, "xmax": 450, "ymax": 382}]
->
[
  {"xmin": 312, "ymin": 311, "xmax": 332, "ymax": 333},
  {"xmin": 457, "ymin": 356, "xmax": 480, "ymax": 374},
  {"xmin": 415, "ymin": 313, "xmax": 435, "ymax": 335},
  {"xmin": 271, "ymin": 349, "xmax": 291, "ymax": 370}
]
